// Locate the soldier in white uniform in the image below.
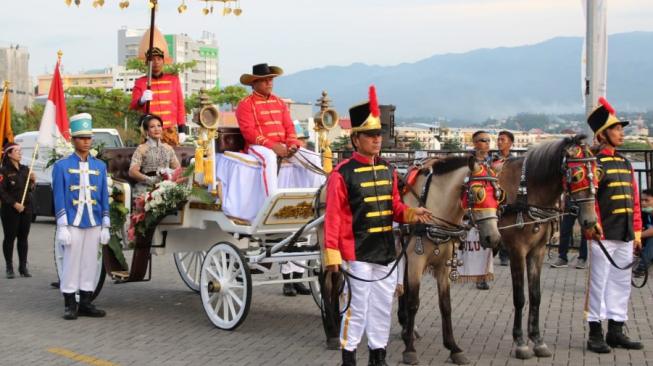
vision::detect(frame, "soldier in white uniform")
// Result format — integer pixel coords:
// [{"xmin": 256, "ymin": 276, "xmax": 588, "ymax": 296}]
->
[{"xmin": 52, "ymin": 113, "xmax": 111, "ymax": 320}]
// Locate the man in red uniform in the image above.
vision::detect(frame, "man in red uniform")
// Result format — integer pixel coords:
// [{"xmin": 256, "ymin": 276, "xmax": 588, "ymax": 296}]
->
[
  {"xmin": 324, "ymin": 86, "xmax": 432, "ymax": 366},
  {"xmin": 585, "ymin": 97, "xmax": 643, "ymax": 353},
  {"xmin": 236, "ymin": 63, "xmax": 324, "ymax": 196},
  {"xmin": 130, "ymin": 47, "xmax": 187, "ymax": 146}
]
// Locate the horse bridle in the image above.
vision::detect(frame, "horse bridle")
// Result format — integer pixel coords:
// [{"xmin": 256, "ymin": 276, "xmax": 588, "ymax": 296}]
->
[
  {"xmin": 561, "ymin": 144, "xmax": 597, "ymax": 207},
  {"xmin": 462, "ymin": 164, "xmax": 504, "ymax": 227}
]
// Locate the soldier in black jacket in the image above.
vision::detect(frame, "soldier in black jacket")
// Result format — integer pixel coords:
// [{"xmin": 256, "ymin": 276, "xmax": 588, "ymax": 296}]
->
[{"xmin": 0, "ymin": 142, "xmax": 35, "ymax": 278}]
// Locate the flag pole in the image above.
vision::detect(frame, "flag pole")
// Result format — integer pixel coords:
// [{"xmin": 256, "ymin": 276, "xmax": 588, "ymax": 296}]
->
[
  {"xmin": 22, "ymin": 50, "xmax": 63, "ymax": 205},
  {"xmin": 20, "ymin": 141, "xmax": 37, "ymax": 205},
  {"xmin": 145, "ymin": 0, "xmax": 157, "ymax": 114}
]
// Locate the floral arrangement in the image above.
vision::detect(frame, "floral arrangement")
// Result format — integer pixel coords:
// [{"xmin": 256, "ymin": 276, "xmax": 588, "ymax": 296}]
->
[
  {"xmin": 127, "ymin": 165, "xmax": 211, "ymax": 245},
  {"xmin": 108, "ymin": 179, "xmax": 129, "ymax": 270},
  {"xmin": 45, "ymin": 136, "xmax": 100, "ymax": 168}
]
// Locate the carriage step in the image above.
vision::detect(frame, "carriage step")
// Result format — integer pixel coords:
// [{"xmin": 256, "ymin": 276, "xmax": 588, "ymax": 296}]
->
[{"xmin": 110, "ymin": 271, "xmax": 130, "ymax": 280}]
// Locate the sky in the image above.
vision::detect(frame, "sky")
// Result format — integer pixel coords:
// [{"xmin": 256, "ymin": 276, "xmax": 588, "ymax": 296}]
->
[{"xmin": 1, "ymin": 0, "xmax": 652, "ymax": 86}]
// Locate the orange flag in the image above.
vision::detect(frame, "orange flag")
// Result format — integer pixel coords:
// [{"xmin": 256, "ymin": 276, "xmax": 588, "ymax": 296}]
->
[{"xmin": 0, "ymin": 82, "xmax": 15, "ymax": 147}]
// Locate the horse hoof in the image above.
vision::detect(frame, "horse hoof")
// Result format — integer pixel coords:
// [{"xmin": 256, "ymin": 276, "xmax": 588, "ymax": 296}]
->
[
  {"xmin": 326, "ymin": 337, "xmax": 340, "ymax": 350},
  {"xmin": 514, "ymin": 345, "xmax": 534, "ymax": 359},
  {"xmin": 402, "ymin": 351, "xmax": 419, "ymax": 365},
  {"xmin": 450, "ymin": 352, "xmax": 470, "ymax": 365},
  {"xmin": 533, "ymin": 343, "xmax": 552, "ymax": 358}
]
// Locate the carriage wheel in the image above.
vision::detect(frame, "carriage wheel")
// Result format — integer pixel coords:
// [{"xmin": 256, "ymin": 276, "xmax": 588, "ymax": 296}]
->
[
  {"xmin": 307, "ymin": 259, "xmax": 323, "ymax": 310},
  {"xmin": 200, "ymin": 242, "xmax": 252, "ymax": 330},
  {"xmin": 53, "ymin": 239, "xmax": 105, "ymax": 301},
  {"xmin": 174, "ymin": 251, "xmax": 206, "ymax": 293}
]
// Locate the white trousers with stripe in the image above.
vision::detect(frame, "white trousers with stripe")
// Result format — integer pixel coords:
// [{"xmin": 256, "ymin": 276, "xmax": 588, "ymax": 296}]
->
[
  {"xmin": 340, "ymin": 260, "xmax": 396, "ymax": 351},
  {"xmin": 60, "ymin": 226, "xmax": 101, "ymax": 294},
  {"xmin": 249, "ymin": 145, "xmax": 325, "ymax": 194},
  {"xmin": 586, "ymin": 239, "xmax": 633, "ymax": 322}
]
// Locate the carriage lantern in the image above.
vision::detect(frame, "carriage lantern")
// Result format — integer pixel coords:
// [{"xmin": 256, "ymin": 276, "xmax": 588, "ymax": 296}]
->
[{"xmin": 313, "ymin": 91, "xmax": 339, "ymax": 173}]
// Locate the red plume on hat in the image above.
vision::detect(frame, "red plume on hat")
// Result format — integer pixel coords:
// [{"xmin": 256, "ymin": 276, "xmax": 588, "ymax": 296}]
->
[
  {"xmin": 598, "ymin": 97, "xmax": 615, "ymax": 115},
  {"xmin": 369, "ymin": 85, "xmax": 380, "ymax": 118}
]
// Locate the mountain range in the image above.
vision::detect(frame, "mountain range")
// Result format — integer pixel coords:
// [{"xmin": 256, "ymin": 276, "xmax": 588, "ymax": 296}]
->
[{"xmin": 275, "ymin": 32, "xmax": 653, "ymax": 123}]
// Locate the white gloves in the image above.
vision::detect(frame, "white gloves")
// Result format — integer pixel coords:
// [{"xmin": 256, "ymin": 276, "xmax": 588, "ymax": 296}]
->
[
  {"xmin": 100, "ymin": 227, "xmax": 111, "ymax": 245},
  {"xmin": 56, "ymin": 226, "xmax": 72, "ymax": 247},
  {"xmin": 178, "ymin": 132, "xmax": 187, "ymax": 144},
  {"xmin": 140, "ymin": 89, "xmax": 153, "ymax": 104}
]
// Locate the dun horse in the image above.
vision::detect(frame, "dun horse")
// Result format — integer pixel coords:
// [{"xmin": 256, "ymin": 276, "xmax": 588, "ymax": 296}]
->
[
  {"xmin": 498, "ymin": 135, "xmax": 598, "ymax": 359},
  {"xmin": 397, "ymin": 155, "xmax": 503, "ymax": 365}
]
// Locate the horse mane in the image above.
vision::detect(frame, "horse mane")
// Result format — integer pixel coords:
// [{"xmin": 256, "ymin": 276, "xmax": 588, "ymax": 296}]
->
[
  {"xmin": 419, "ymin": 154, "xmax": 474, "ymax": 176},
  {"xmin": 524, "ymin": 134, "xmax": 587, "ymax": 184}
]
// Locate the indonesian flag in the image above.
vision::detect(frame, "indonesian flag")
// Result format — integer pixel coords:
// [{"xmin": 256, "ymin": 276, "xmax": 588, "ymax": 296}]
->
[{"xmin": 37, "ymin": 60, "xmax": 70, "ymax": 147}]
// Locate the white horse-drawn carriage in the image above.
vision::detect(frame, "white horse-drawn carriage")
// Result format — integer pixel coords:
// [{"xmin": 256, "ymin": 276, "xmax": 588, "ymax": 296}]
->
[{"xmin": 53, "ymin": 97, "xmax": 337, "ymax": 330}]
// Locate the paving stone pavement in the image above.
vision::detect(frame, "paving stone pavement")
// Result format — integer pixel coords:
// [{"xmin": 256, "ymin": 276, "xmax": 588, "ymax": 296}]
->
[{"xmin": 1, "ymin": 219, "xmax": 652, "ymax": 365}]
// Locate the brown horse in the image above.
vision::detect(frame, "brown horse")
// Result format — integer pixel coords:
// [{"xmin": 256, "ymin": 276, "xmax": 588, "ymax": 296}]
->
[
  {"xmin": 398, "ymin": 155, "xmax": 503, "ymax": 365},
  {"xmin": 498, "ymin": 135, "xmax": 598, "ymax": 359}
]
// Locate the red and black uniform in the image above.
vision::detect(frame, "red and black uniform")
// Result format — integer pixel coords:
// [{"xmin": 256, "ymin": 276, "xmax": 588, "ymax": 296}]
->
[
  {"xmin": 323, "ymin": 152, "xmax": 414, "ymax": 266},
  {"xmin": 593, "ymin": 147, "xmax": 642, "ymax": 241},
  {"xmin": 235, "ymin": 91, "xmax": 300, "ymax": 150}
]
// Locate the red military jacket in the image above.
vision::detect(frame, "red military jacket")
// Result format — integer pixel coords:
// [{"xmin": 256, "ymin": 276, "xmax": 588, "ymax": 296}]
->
[
  {"xmin": 130, "ymin": 74, "xmax": 186, "ymax": 130},
  {"xmin": 235, "ymin": 91, "xmax": 301, "ymax": 150},
  {"xmin": 323, "ymin": 152, "xmax": 416, "ymax": 266}
]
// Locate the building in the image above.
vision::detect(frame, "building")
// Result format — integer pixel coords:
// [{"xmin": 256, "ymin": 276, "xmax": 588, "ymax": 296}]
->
[
  {"xmin": 395, "ymin": 126, "xmax": 441, "ymax": 150},
  {"xmin": 0, "ymin": 45, "xmax": 33, "ymax": 111},
  {"xmin": 117, "ymin": 27, "xmax": 219, "ymax": 96},
  {"xmin": 37, "ymin": 69, "xmax": 113, "ymax": 95}
]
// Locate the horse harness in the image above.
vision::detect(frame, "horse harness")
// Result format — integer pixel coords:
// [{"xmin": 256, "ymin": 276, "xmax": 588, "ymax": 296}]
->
[{"xmin": 403, "ymin": 161, "xmax": 502, "ymax": 281}]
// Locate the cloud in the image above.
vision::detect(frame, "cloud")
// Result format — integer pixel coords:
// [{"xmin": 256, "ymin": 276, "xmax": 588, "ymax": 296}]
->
[{"xmin": 1, "ymin": 0, "xmax": 652, "ymax": 86}]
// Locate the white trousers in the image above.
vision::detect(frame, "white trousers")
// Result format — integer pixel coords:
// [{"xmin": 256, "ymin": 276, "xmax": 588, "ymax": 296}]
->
[
  {"xmin": 249, "ymin": 145, "xmax": 325, "ymax": 194},
  {"xmin": 60, "ymin": 226, "xmax": 101, "ymax": 294},
  {"xmin": 340, "ymin": 260, "xmax": 397, "ymax": 351},
  {"xmin": 215, "ymin": 152, "xmax": 265, "ymax": 222},
  {"xmin": 586, "ymin": 239, "xmax": 633, "ymax": 322}
]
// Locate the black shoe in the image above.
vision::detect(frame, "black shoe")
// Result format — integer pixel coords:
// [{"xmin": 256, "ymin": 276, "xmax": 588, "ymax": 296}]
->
[
  {"xmin": 606, "ymin": 320, "xmax": 643, "ymax": 350},
  {"xmin": 19, "ymin": 267, "xmax": 31, "ymax": 278},
  {"xmin": 77, "ymin": 291, "xmax": 106, "ymax": 318},
  {"xmin": 282, "ymin": 274, "xmax": 297, "ymax": 297},
  {"xmin": 476, "ymin": 281, "xmax": 490, "ymax": 290},
  {"xmin": 500, "ymin": 257, "xmax": 509, "ymax": 266},
  {"xmin": 368, "ymin": 348, "xmax": 388, "ymax": 366},
  {"xmin": 6, "ymin": 268, "xmax": 15, "ymax": 279},
  {"xmin": 292, "ymin": 272, "xmax": 311, "ymax": 295},
  {"xmin": 63, "ymin": 292, "xmax": 78, "ymax": 320},
  {"xmin": 587, "ymin": 321, "xmax": 611, "ymax": 353},
  {"xmin": 342, "ymin": 349, "xmax": 356, "ymax": 366}
]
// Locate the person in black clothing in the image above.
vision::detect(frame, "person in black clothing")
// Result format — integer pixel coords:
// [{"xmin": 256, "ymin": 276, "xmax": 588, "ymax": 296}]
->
[
  {"xmin": 551, "ymin": 195, "xmax": 588, "ymax": 269},
  {"xmin": 635, "ymin": 189, "xmax": 653, "ymax": 276},
  {"xmin": 0, "ymin": 142, "xmax": 35, "ymax": 278}
]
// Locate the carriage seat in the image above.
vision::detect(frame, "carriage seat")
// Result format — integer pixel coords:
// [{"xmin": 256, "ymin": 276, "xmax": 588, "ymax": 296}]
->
[{"xmin": 100, "ymin": 146, "xmax": 196, "ymax": 186}]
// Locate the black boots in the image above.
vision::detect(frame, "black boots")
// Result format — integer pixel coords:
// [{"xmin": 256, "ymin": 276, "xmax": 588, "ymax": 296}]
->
[
  {"xmin": 606, "ymin": 320, "xmax": 643, "ymax": 350},
  {"xmin": 63, "ymin": 292, "xmax": 78, "ymax": 320},
  {"xmin": 6, "ymin": 265, "xmax": 15, "ymax": 279},
  {"xmin": 342, "ymin": 349, "xmax": 356, "ymax": 366},
  {"xmin": 368, "ymin": 348, "xmax": 388, "ymax": 366},
  {"xmin": 282, "ymin": 273, "xmax": 297, "ymax": 296},
  {"xmin": 18, "ymin": 263, "xmax": 31, "ymax": 277},
  {"xmin": 292, "ymin": 272, "xmax": 311, "ymax": 295},
  {"xmin": 78, "ymin": 291, "xmax": 106, "ymax": 317}
]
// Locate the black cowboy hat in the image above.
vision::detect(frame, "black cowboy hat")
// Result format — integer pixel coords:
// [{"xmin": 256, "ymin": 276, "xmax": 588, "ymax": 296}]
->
[{"xmin": 239, "ymin": 63, "xmax": 284, "ymax": 86}]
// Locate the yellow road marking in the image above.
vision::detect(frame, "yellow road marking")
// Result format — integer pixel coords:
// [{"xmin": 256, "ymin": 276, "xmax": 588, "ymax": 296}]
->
[{"xmin": 47, "ymin": 347, "xmax": 119, "ymax": 366}]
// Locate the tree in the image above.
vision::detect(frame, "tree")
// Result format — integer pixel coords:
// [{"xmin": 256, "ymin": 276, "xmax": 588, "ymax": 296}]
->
[
  {"xmin": 125, "ymin": 58, "xmax": 197, "ymax": 76},
  {"xmin": 408, "ymin": 140, "xmax": 424, "ymax": 150},
  {"xmin": 441, "ymin": 138, "xmax": 463, "ymax": 151},
  {"xmin": 11, "ymin": 104, "xmax": 44, "ymax": 135},
  {"xmin": 331, "ymin": 135, "xmax": 352, "ymax": 151},
  {"xmin": 621, "ymin": 140, "xmax": 651, "ymax": 150},
  {"xmin": 185, "ymin": 85, "xmax": 248, "ymax": 111}
]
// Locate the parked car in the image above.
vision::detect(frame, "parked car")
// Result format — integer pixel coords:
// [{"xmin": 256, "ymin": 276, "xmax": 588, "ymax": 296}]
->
[{"xmin": 14, "ymin": 129, "xmax": 124, "ymax": 221}]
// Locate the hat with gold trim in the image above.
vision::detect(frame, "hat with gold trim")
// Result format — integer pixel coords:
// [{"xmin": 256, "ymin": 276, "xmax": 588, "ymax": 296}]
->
[
  {"xmin": 587, "ymin": 97, "xmax": 629, "ymax": 136},
  {"xmin": 70, "ymin": 113, "xmax": 93, "ymax": 138},
  {"xmin": 349, "ymin": 85, "xmax": 382, "ymax": 134}
]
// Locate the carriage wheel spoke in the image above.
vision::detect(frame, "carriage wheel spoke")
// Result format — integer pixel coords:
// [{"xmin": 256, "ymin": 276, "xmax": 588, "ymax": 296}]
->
[
  {"xmin": 226, "ymin": 294, "xmax": 237, "ymax": 320},
  {"xmin": 227, "ymin": 289, "xmax": 243, "ymax": 308},
  {"xmin": 205, "ymin": 267, "xmax": 220, "ymax": 282}
]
